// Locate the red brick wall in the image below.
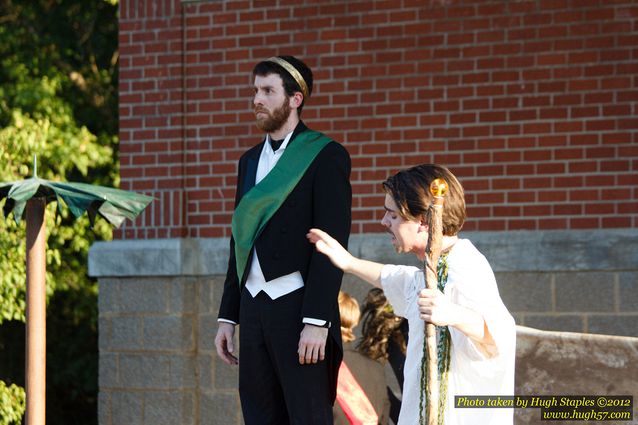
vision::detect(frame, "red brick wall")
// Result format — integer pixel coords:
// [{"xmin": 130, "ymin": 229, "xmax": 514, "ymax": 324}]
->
[{"xmin": 117, "ymin": 0, "xmax": 638, "ymax": 239}]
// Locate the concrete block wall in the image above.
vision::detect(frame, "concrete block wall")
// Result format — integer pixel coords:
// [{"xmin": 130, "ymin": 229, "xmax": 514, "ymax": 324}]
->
[
  {"xmin": 90, "ymin": 229, "xmax": 638, "ymax": 424},
  {"xmin": 97, "ymin": 274, "xmax": 243, "ymax": 425},
  {"xmin": 499, "ymin": 271, "xmax": 638, "ymax": 336},
  {"xmin": 92, "ymin": 238, "xmax": 245, "ymax": 424},
  {"xmin": 99, "ymin": 276, "xmax": 191, "ymax": 425}
]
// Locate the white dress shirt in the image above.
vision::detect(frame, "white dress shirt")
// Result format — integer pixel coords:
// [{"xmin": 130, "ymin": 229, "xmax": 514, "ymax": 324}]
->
[{"xmin": 245, "ymin": 132, "xmax": 306, "ymax": 300}]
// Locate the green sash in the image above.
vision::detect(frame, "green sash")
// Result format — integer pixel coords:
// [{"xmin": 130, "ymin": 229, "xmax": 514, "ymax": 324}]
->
[{"xmin": 232, "ymin": 129, "xmax": 333, "ymax": 284}]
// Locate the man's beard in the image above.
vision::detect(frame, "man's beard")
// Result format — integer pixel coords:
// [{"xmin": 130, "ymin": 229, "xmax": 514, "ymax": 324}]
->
[{"xmin": 254, "ymin": 98, "xmax": 291, "ymax": 133}]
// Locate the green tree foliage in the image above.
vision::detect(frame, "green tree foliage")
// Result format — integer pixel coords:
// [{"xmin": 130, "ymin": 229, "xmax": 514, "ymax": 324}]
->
[
  {"xmin": 0, "ymin": 381, "xmax": 24, "ymax": 425},
  {"xmin": 0, "ymin": 0, "xmax": 118, "ymax": 423}
]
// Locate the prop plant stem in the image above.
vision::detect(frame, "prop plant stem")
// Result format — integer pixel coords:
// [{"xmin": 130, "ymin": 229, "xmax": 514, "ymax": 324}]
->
[{"xmin": 26, "ymin": 198, "xmax": 46, "ymax": 425}]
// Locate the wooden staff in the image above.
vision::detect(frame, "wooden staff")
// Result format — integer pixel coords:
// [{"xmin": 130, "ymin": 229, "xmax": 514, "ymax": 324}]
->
[{"xmin": 424, "ymin": 178, "xmax": 448, "ymax": 425}]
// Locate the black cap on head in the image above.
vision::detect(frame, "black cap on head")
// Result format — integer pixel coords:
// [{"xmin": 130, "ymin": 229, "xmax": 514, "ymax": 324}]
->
[{"xmin": 253, "ymin": 55, "xmax": 313, "ymax": 113}]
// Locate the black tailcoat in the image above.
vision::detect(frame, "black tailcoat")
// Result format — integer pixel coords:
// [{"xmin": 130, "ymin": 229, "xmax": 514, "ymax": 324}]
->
[{"xmin": 218, "ymin": 121, "xmax": 352, "ymax": 403}]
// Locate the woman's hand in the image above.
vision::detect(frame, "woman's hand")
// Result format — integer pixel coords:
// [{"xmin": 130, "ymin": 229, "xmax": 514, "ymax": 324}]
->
[{"xmin": 307, "ymin": 228, "xmax": 354, "ymax": 272}]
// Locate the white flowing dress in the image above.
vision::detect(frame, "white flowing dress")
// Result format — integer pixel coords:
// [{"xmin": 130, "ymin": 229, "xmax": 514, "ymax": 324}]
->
[{"xmin": 380, "ymin": 238, "xmax": 516, "ymax": 425}]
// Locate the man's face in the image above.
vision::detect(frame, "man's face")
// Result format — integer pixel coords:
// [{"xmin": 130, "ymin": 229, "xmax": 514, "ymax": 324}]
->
[
  {"xmin": 380, "ymin": 193, "xmax": 427, "ymax": 259},
  {"xmin": 253, "ymin": 73, "xmax": 292, "ymax": 133}
]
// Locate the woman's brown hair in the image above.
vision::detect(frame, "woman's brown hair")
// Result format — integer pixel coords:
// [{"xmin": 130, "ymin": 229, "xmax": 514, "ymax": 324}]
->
[
  {"xmin": 338, "ymin": 291, "xmax": 360, "ymax": 343},
  {"xmin": 357, "ymin": 288, "xmax": 406, "ymax": 362}
]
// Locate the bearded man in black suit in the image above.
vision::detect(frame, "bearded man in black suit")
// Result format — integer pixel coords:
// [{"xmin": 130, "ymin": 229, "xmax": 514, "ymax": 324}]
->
[{"xmin": 215, "ymin": 55, "xmax": 352, "ymax": 425}]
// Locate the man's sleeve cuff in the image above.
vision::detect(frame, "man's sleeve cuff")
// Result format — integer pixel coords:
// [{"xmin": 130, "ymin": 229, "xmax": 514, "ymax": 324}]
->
[
  {"xmin": 303, "ymin": 317, "xmax": 330, "ymax": 328},
  {"xmin": 218, "ymin": 318, "xmax": 237, "ymax": 325}
]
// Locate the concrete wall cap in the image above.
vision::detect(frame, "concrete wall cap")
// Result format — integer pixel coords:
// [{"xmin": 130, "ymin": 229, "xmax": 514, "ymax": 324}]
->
[{"xmin": 88, "ymin": 229, "xmax": 638, "ymax": 277}]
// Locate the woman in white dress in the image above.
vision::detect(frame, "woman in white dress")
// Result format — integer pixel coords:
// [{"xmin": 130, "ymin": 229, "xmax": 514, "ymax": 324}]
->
[{"xmin": 307, "ymin": 164, "xmax": 516, "ymax": 425}]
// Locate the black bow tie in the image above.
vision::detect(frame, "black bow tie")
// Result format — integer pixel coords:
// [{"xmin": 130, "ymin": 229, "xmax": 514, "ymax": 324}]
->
[{"xmin": 270, "ymin": 138, "xmax": 284, "ymax": 151}]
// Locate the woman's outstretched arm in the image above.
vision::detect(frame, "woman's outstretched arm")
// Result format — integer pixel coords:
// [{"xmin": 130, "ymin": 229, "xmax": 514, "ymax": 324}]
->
[{"xmin": 307, "ymin": 228, "xmax": 384, "ymax": 288}]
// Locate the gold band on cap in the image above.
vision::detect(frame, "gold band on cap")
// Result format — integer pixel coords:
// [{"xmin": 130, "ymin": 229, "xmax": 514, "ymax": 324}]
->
[{"xmin": 266, "ymin": 56, "xmax": 309, "ymax": 99}]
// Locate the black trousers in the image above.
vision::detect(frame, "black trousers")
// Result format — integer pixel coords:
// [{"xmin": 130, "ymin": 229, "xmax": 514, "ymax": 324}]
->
[{"xmin": 239, "ymin": 288, "xmax": 333, "ymax": 425}]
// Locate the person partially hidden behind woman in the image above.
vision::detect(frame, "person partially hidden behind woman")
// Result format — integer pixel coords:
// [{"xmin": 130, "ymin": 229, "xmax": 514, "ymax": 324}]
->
[
  {"xmin": 357, "ymin": 288, "xmax": 407, "ymax": 424},
  {"xmin": 335, "ymin": 291, "xmax": 390, "ymax": 425}
]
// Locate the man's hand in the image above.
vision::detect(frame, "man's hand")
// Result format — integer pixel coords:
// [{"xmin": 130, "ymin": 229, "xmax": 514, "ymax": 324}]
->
[
  {"xmin": 417, "ymin": 288, "xmax": 459, "ymax": 327},
  {"xmin": 298, "ymin": 323, "xmax": 329, "ymax": 365},
  {"xmin": 215, "ymin": 322, "xmax": 239, "ymax": 365},
  {"xmin": 418, "ymin": 288, "xmax": 495, "ymax": 347},
  {"xmin": 306, "ymin": 228, "xmax": 354, "ymax": 272}
]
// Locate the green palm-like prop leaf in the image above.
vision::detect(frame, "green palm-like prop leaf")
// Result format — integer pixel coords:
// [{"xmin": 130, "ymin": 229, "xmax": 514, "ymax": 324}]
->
[{"xmin": 0, "ymin": 177, "xmax": 153, "ymax": 227}]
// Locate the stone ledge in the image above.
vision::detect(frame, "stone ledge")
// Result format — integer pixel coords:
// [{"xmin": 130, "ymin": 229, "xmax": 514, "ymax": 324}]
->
[
  {"xmin": 89, "ymin": 229, "xmax": 638, "ymax": 277},
  {"xmin": 514, "ymin": 325, "xmax": 638, "ymax": 423},
  {"xmin": 469, "ymin": 229, "xmax": 638, "ymax": 273},
  {"xmin": 89, "ymin": 238, "xmax": 229, "ymax": 277},
  {"xmin": 515, "ymin": 324, "xmax": 638, "ymax": 391}
]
